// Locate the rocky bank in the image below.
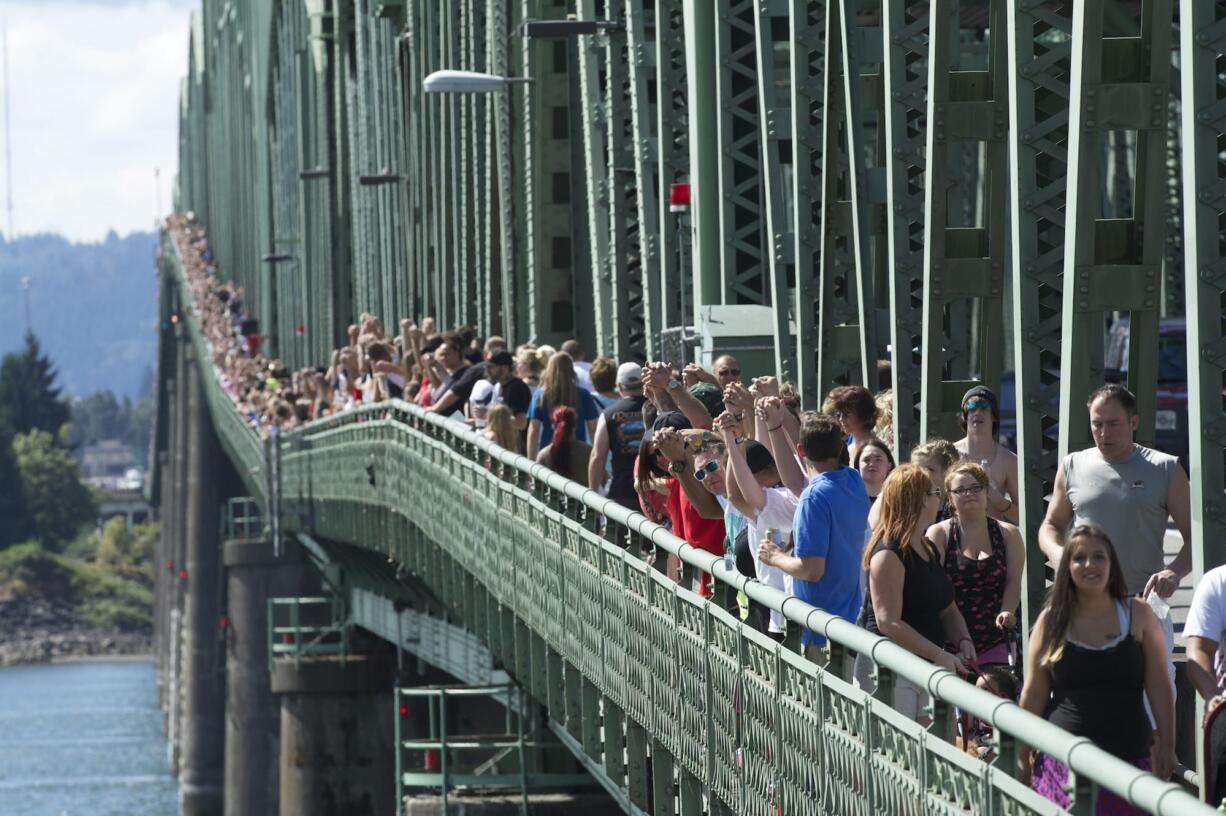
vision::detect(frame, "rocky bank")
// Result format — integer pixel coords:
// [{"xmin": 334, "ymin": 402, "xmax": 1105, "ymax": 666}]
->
[{"xmin": 0, "ymin": 594, "xmax": 151, "ymax": 666}]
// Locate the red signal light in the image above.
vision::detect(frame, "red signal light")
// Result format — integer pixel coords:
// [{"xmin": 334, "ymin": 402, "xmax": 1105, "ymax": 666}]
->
[
  {"xmin": 178, "ymin": 568, "xmax": 188, "ymax": 580},
  {"xmin": 399, "ymin": 703, "xmax": 409, "ymax": 718},
  {"xmin": 220, "ymin": 616, "xmax": 230, "ymax": 629},
  {"xmin": 425, "ymin": 749, "xmax": 440, "ymax": 771},
  {"xmin": 669, "ymin": 182, "xmax": 691, "ymax": 213}
]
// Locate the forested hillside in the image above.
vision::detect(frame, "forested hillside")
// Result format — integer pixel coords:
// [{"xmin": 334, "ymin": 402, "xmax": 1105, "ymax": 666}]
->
[{"xmin": 0, "ymin": 231, "xmax": 157, "ymax": 399}]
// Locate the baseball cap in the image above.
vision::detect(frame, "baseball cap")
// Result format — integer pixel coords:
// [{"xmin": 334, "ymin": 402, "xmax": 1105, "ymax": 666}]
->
[
  {"xmin": 642, "ymin": 410, "xmax": 692, "ymax": 444},
  {"xmin": 961, "ymin": 385, "xmax": 998, "ymax": 414},
  {"xmin": 487, "ymin": 350, "xmax": 514, "ymax": 366},
  {"xmin": 687, "ymin": 382, "xmax": 724, "ymax": 419},
  {"xmin": 744, "ymin": 439, "xmax": 776, "ymax": 474},
  {"xmin": 616, "ymin": 362, "xmax": 643, "ymax": 387}
]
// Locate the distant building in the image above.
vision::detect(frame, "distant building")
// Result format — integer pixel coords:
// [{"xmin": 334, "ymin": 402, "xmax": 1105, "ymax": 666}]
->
[{"xmin": 81, "ymin": 440, "xmax": 142, "ymax": 490}]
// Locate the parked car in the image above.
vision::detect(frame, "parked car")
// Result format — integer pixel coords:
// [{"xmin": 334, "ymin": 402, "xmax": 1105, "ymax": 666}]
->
[{"xmin": 1105, "ymin": 316, "xmax": 1188, "ymax": 467}]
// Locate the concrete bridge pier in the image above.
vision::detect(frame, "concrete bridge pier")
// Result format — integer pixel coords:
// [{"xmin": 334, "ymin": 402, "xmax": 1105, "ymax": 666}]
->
[
  {"xmin": 222, "ymin": 537, "xmax": 310, "ymax": 816},
  {"xmin": 271, "ymin": 654, "xmax": 396, "ymax": 816},
  {"xmin": 165, "ymin": 330, "xmax": 191, "ymax": 776},
  {"xmin": 180, "ymin": 358, "xmax": 226, "ymax": 816}
]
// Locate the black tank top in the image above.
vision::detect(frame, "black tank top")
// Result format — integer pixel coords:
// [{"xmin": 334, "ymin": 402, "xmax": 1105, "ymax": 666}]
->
[
  {"xmin": 1045, "ymin": 601, "xmax": 1151, "ymax": 761},
  {"xmin": 603, "ymin": 395, "xmax": 647, "ymax": 508},
  {"xmin": 862, "ymin": 538, "xmax": 955, "ymax": 649}
]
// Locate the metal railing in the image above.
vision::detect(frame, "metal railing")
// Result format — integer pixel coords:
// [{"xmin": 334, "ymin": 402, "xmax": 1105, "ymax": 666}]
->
[
  {"xmin": 222, "ymin": 496, "xmax": 263, "ymax": 540},
  {"xmin": 395, "ymin": 683, "xmax": 593, "ymax": 814},
  {"xmin": 164, "ymin": 243, "xmax": 1212, "ymax": 815},
  {"xmin": 267, "ymin": 596, "xmax": 349, "ymax": 672}
]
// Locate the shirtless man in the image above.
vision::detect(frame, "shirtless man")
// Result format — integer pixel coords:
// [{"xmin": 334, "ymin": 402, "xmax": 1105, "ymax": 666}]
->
[{"xmin": 954, "ymin": 385, "xmax": 1019, "ymax": 525}]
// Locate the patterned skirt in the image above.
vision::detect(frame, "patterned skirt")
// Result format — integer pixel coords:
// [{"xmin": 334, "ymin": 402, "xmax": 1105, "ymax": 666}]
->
[{"xmin": 1031, "ymin": 753, "xmax": 1151, "ymax": 815}]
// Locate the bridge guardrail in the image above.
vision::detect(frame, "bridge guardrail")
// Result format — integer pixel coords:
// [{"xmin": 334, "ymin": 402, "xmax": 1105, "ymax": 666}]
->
[{"xmin": 162, "ymin": 235, "xmax": 1211, "ymax": 815}]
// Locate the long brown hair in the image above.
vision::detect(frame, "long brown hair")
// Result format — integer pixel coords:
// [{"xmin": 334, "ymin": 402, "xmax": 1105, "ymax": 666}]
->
[
  {"xmin": 540, "ymin": 351, "xmax": 579, "ymax": 413},
  {"xmin": 863, "ymin": 463, "xmax": 935, "ymax": 568},
  {"xmin": 1036, "ymin": 523, "xmax": 1129, "ymax": 667}
]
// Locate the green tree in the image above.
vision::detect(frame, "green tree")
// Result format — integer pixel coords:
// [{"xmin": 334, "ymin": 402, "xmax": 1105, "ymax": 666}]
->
[
  {"xmin": 0, "ymin": 332, "xmax": 71, "ymax": 440},
  {"xmin": 11, "ymin": 430, "xmax": 96, "ymax": 550}
]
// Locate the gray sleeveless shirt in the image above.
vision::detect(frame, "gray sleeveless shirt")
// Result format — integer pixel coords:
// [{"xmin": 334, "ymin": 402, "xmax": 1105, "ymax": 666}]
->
[{"xmin": 1063, "ymin": 445, "xmax": 1178, "ymax": 594}]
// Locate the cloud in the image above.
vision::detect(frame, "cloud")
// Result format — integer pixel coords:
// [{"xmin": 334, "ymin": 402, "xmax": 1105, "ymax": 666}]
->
[{"xmin": 5, "ymin": 0, "xmax": 190, "ymax": 241}]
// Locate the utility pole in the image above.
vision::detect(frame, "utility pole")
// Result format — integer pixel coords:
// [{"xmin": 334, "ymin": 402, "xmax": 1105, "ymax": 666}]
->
[
  {"xmin": 3, "ymin": 18, "xmax": 13, "ymax": 241},
  {"xmin": 19, "ymin": 275, "xmax": 29, "ymax": 333}
]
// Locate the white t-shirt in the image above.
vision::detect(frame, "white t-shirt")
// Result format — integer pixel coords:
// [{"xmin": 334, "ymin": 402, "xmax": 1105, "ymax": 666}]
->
[
  {"xmin": 1185, "ymin": 564, "xmax": 1226, "ymax": 691},
  {"xmin": 573, "ymin": 360, "xmax": 593, "ymax": 392},
  {"xmin": 745, "ymin": 487, "xmax": 800, "ymax": 633}
]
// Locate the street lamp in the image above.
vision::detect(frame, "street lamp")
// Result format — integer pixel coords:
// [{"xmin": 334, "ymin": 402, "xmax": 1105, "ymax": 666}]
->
[
  {"xmin": 422, "ymin": 70, "xmax": 531, "ymax": 94},
  {"xmin": 422, "ymin": 70, "xmax": 530, "ymax": 342}
]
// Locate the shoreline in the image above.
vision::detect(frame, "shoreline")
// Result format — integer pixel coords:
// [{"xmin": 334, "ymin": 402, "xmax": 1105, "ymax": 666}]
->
[{"xmin": 0, "ymin": 630, "xmax": 153, "ymax": 668}]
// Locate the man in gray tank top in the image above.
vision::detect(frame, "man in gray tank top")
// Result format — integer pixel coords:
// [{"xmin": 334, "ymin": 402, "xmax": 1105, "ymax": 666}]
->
[{"xmin": 1039, "ymin": 384, "xmax": 1192, "ymax": 597}]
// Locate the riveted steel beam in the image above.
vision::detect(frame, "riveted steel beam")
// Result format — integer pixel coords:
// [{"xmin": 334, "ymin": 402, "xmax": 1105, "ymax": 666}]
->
[
  {"xmin": 920, "ymin": 0, "xmax": 1009, "ymax": 442},
  {"xmin": 752, "ymin": 0, "xmax": 797, "ymax": 386},
  {"xmin": 788, "ymin": 1, "xmax": 825, "ymax": 409},
  {"xmin": 1180, "ymin": 0, "xmax": 1226, "ymax": 577},
  {"xmin": 881, "ymin": 0, "xmax": 928, "ymax": 455},
  {"xmin": 1007, "ymin": 0, "xmax": 1073, "ymax": 626},
  {"xmin": 716, "ymin": 0, "xmax": 767, "ymax": 307},
  {"xmin": 816, "ymin": 0, "xmax": 881, "ymax": 394},
  {"xmin": 1058, "ymin": 0, "xmax": 1172, "ymax": 458}
]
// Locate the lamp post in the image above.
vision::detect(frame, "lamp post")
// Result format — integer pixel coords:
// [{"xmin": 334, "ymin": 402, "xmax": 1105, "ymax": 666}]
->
[{"xmin": 423, "ymin": 70, "xmax": 531, "ymax": 343}]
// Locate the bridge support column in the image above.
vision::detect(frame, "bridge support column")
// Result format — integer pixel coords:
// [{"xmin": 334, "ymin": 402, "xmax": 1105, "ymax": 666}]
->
[
  {"xmin": 271, "ymin": 655, "xmax": 395, "ymax": 816},
  {"xmin": 180, "ymin": 358, "xmax": 225, "ymax": 816},
  {"xmin": 166, "ymin": 329, "xmax": 191, "ymax": 776},
  {"xmin": 222, "ymin": 537, "xmax": 310, "ymax": 816}
]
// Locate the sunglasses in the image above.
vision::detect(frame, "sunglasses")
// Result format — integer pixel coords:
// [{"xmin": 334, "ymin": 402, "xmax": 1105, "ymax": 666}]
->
[
  {"xmin": 927, "ymin": 487, "xmax": 943, "ymax": 497},
  {"xmin": 719, "ymin": 368, "xmax": 741, "ymax": 377},
  {"xmin": 964, "ymin": 398, "xmax": 994, "ymax": 412},
  {"xmin": 694, "ymin": 460, "xmax": 720, "ymax": 481},
  {"xmin": 950, "ymin": 484, "xmax": 984, "ymax": 497}
]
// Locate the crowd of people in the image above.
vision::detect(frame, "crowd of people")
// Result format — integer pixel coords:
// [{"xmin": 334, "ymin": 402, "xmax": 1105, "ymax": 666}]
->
[{"xmin": 172, "ymin": 215, "xmax": 1210, "ymax": 810}]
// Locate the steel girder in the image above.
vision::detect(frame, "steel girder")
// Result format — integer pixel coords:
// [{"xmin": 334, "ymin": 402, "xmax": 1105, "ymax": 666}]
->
[
  {"xmin": 654, "ymin": 1, "xmax": 690, "ymax": 342},
  {"xmin": 625, "ymin": 0, "xmax": 664, "ymax": 360},
  {"xmin": 752, "ymin": 0, "xmax": 797, "ymax": 387},
  {"xmin": 1180, "ymin": 1, "xmax": 1226, "ymax": 577},
  {"xmin": 920, "ymin": 1, "xmax": 1009, "ymax": 443},
  {"xmin": 520, "ymin": 1, "xmax": 577, "ymax": 346},
  {"xmin": 576, "ymin": 0, "xmax": 645, "ymax": 359},
  {"xmin": 815, "ymin": 0, "xmax": 882, "ymax": 395},
  {"xmin": 716, "ymin": 0, "xmax": 768, "ymax": 308},
  {"xmin": 788, "ymin": 2, "xmax": 825, "ymax": 410},
  {"xmin": 881, "ymin": 0, "xmax": 928, "ymax": 456},
  {"xmin": 1058, "ymin": 0, "xmax": 1172, "ymax": 457},
  {"xmin": 1007, "ymin": 0, "xmax": 1073, "ymax": 623}
]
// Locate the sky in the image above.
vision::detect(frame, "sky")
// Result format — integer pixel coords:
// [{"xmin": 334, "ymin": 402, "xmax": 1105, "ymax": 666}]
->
[{"xmin": 5, "ymin": 0, "xmax": 193, "ymax": 242}]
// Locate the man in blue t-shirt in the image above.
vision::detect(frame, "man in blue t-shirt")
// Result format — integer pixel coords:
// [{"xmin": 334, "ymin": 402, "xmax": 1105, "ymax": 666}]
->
[{"xmin": 759, "ymin": 412, "xmax": 869, "ymax": 664}]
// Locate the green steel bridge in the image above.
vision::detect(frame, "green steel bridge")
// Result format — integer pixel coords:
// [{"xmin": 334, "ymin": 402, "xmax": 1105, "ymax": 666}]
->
[{"xmin": 153, "ymin": 1, "xmax": 1226, "ymax": 814}]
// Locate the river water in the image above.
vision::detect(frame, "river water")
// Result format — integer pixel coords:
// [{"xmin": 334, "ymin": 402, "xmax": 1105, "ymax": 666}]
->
[{"xmin": 0, "ymin": 659, "xmax": 178, "ymax": 816}]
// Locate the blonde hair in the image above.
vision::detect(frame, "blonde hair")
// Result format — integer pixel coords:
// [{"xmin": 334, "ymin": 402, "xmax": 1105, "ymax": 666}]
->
[
  {"xmin": 863, "ymin": 464, "xmax": 935, "ymax": 568},
  {"xmin": 540, "ymin": 351, "xmax": 580, "ymax": 414},
  {"xmin": 910, "ymin": 437, "xmax": 959, "ymax": 472},
  {"xmin": 874, "ymin": 389, "xmax": 895, "ymax": 449},
  {"xmin": 484, "ymin": 404, "xmax": 519, "ymax": 453}
]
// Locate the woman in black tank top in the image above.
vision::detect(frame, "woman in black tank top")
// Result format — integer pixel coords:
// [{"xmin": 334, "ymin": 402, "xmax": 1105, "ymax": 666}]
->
[{"xmin": 1018, "ymin": 524, "xmax": 1176, "ymax": 813}]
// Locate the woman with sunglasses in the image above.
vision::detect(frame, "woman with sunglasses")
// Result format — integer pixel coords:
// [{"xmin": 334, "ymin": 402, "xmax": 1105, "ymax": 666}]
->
[
  {"xmin": 927, "ymin": 462, "xmax": 1024, "ymax": 668},
  {"xmin": 858, "ymin": 464, "xmax": 975, "ymax": 722}
]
